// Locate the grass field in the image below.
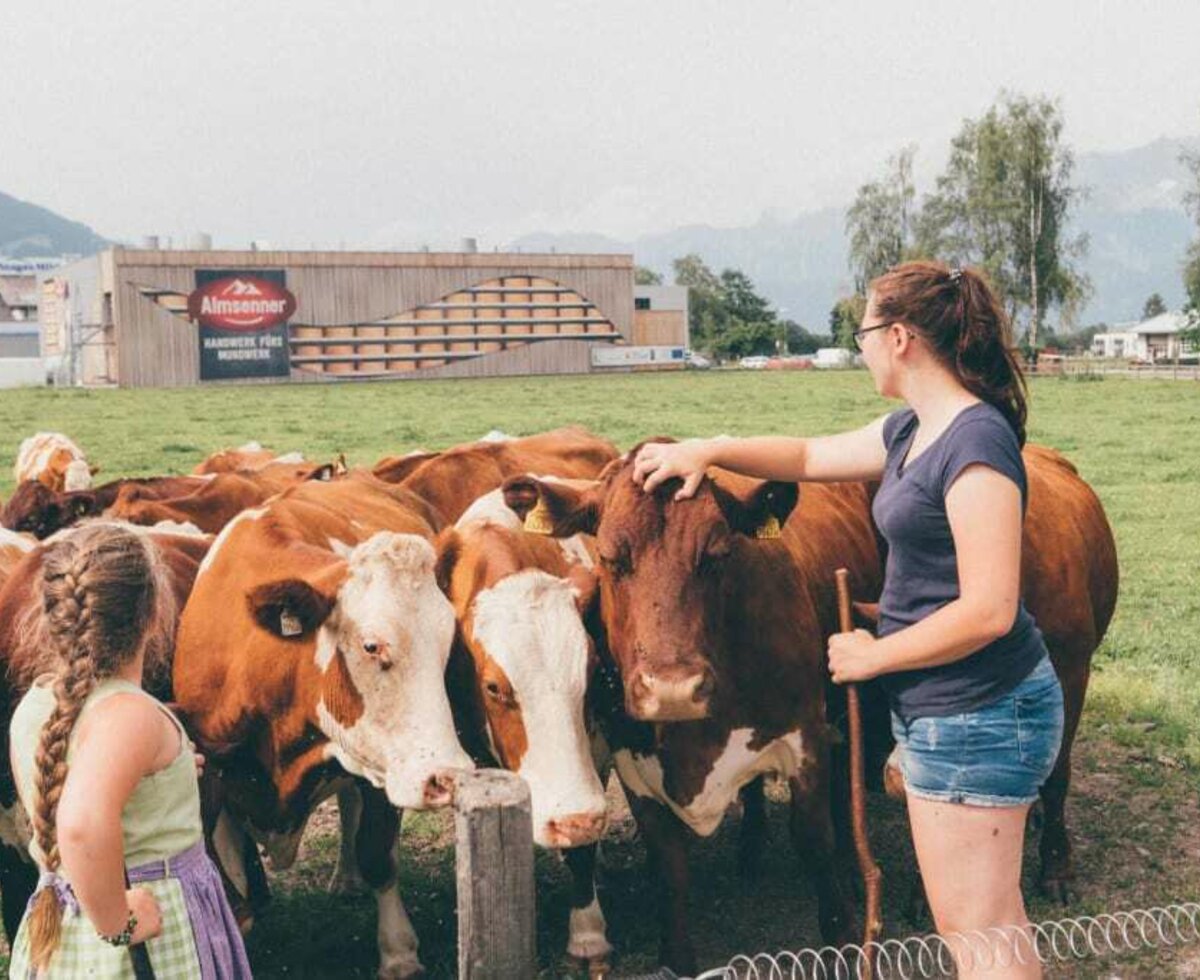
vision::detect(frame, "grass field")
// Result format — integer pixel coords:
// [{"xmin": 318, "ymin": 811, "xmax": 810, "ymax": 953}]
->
[{"xmin": 1, "ymin": 370, "xmax": 1198, "ymax": 977}]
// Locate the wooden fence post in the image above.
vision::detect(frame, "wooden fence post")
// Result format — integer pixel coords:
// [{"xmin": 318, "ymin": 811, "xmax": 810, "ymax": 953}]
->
[{"xmin": 454, "ymin": 770, "xmax": 537, "ymax": 979}]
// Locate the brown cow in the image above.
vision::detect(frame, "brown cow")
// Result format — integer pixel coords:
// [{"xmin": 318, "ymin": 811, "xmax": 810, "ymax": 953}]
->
[
  {"xmin": 3, "ymin": 461, "xmax": 336, "ymax": 540},
  {"xmin": 192, "ymin": 441, "xmax": 300, "ymax": 474},
  {"xmin": 503, "ymin": 454, "xmax": 879, "ymax": 974},
  {"xmin": 374, "ymin": 426, "xmax": 619, "ymax": 524},
  {"xmin": 0, "ymin": 523, "xmax": 212, "ymax": 940},
  {"xmin": 1, "ymin": 476, "xmax": 209, "ymax": 538},
  {"xmin": 172, "ymin": 472, "xmax": 472, "ymax": 979},
  {"xmin": 438, "ymin": 487, "xmax": 613, "ymax": 971}
]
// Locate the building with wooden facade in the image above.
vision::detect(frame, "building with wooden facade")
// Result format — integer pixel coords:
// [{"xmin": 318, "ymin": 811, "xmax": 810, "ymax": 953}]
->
[{"xmin": 39, "ymin": 247, "xmax": 688, "ymax": 387}]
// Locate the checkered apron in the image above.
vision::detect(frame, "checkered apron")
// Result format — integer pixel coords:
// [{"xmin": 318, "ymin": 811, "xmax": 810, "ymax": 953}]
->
[{"xmin": 8, "ymin": 841, "xmax": 250, "ymax": 979}]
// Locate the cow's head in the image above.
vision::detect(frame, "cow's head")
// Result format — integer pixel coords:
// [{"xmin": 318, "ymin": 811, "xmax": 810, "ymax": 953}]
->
[
  {"xmin": 503, "ymin": 445, "xmax": 797, "ymax": 722},
  {"xmin": 1, "ymin": 482, "xmax": 100, "ymax": 539},
  {"xmin": 437, "ymin": 523, "xmax": 606, "ymax": 847},
  {"xmin": 247, "ymin": 531, "xmax": 472, "ymax": 808}
]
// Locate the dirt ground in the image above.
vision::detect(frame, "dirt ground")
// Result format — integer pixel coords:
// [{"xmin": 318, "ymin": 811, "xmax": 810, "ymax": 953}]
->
[{"xmin": 245, "ymin": 719, "xmax": 1199, "ymax": 978}]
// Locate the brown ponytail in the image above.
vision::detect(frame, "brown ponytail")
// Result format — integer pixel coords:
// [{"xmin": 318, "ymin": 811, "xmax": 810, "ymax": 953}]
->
[
  {"xmin": 871, "ymin": 260, "xmax": 1029, "ymax": 446},
  {"xmin": 26, "ymin": 524, "xmax": 160, "ymax": 970}
]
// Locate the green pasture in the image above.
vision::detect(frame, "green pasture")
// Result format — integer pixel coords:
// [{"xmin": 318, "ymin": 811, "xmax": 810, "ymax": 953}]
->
[{"xmin": 0, "ymin": 371, "xmax": 1197, "ymax": 976}]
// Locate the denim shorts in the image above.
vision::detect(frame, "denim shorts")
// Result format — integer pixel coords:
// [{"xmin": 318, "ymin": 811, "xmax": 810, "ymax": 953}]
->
[{"xmin": 890, "ymin": 656, "xmax": 1065, "ymax": 807}]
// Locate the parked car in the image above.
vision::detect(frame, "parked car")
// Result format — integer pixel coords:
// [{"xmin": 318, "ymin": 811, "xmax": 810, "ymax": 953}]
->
[
  {"xmin": 738, "ymin": 355, "xmax": 770, "ymax": 369},
  {"xmin": 685, "ymin": 350, "xmax": 713, "ymax": 370}
]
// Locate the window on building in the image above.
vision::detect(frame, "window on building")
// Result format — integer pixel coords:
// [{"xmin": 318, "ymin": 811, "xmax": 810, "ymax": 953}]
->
[
  {"xmin": 634, "ymin": 297, "xmax": 651, "ymax": 311},
  {"xmin": 1113, "ymin": 339, "xmax": 1124, "ymax": 356}
]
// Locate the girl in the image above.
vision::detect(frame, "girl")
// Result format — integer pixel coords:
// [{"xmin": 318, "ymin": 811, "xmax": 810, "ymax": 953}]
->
[
  {"xmin": 633, "ymin": 261, "xmax": 1063, "ymax": 979},
  {"xmin": 8, "ymin": 523, "xmax": 251, "ymax": 978}
]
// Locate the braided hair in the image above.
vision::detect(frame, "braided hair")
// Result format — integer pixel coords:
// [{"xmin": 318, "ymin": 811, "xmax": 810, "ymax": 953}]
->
[{"xmin": 26, "ymin": 524, "xmax": 160, "ymax": 970}]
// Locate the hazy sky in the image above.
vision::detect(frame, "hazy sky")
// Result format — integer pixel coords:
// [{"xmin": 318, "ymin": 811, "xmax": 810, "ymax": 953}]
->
[{"xmin": 4, "ymin": 0, "xmax": 1198, "ymax": 249}]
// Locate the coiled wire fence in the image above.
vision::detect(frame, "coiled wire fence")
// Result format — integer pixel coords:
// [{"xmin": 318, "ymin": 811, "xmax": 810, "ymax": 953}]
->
[{"xmin": 621, "ymin": 902, "xmax": 1200, "ymax": 979}]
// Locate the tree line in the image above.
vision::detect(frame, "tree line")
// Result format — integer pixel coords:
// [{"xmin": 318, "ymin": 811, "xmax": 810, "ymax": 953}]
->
[{"xmin": 649, "ymin": 91, "xmax": 1200, "ymax": 358}]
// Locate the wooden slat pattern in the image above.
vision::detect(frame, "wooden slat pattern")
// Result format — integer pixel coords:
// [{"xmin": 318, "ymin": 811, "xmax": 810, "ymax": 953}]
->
[{"xmin": 111, "ymin": 250, "xmax": 633, "ymax": 386}]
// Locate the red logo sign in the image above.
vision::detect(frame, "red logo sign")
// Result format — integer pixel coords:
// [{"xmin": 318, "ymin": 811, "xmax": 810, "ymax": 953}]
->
[{"xmin": 187, "ymin": 276, "xmax": 297, "ymax": 332}]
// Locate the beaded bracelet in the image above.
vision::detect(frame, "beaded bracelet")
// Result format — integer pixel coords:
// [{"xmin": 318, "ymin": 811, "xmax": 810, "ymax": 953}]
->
[{"xmin": 97, "ymin": 909, "xmax": 138, "ymax": 947}]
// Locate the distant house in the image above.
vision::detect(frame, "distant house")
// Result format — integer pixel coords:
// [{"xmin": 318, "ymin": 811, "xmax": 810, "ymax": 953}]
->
[{"xmin": 1091, "ymin": 312, "xmax": 1195, "ymax": 361}]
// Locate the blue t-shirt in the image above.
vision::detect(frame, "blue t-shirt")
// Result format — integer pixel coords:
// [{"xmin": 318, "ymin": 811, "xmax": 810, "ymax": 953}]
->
[{"xmin": 872, "ymin": 401, "xmax": 1048, "ymax": 720}]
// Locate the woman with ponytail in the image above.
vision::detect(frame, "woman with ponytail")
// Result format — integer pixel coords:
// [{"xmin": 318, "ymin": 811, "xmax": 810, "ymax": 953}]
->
[
  {"xmin": 634, "ymin": 261, "xmax": 1062, "ymax": 979},
  {"xmin": 7, "ymin": 523, "xmax": 250, "ymax": 978}
]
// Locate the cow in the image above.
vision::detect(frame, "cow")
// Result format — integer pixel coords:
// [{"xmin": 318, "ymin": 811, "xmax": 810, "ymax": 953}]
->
[
  {"xmin": 1, "ymin": 475, "xmax": 210, "ymax": 538},
  {"xmin": 374, "ymin": 426, "xmax": 619, "ymax": 524},
  {"xmin": 0, "ymin": 523, "xmax": 213, "ymax": 940},
  {"xmin": 13, "ymin": 432, "xmax": 96, "ymax": 492},
  {"xmin": 192, "ymin": 441, "xmax": 303, "ymax": 475},
  {"xmin": 502, "ymin": 452, "xmax": 881, "ymax": 974},
  {"xmin": 437, "ymin": 486, "xmax": 613, "ymax": 971},
  {"xmin": 0, "ymin": 528, "xmax": 35, "ymax": 592},
  {"xmin": 3, "ymin": 462, "xmax": 337, "ymax": 540},
  {"xmin": 172, "ymin": 471, "xmax": 473, "ymax": 979}
]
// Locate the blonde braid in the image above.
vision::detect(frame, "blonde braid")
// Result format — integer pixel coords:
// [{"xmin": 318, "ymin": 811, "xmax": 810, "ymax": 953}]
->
[{"xmin": 24, "ymin": 524, "xmax": 156, "ymax": 970}]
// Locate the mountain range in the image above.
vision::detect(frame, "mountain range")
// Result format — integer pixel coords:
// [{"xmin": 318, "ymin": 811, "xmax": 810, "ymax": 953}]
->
[
  {"xmin": 512, "ymin": 137, "xmax": 1199, "ymax": 329},
  {"xmin": 3, "ymin": 137, "xmax": 1196, "ymax": 328},
  {"xmin": 0, "ymin": 190, "xmax": 110, "ymax": 260}
]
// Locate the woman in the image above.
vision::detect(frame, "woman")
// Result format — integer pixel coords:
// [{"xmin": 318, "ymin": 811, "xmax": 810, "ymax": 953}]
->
[
  {"xmin": 633, "ymin": 261, "xmax": 1063, "ymax": 979},
  {"xmin": 8, "ymin": 523, "xmax": 251, "ymax": 978}
]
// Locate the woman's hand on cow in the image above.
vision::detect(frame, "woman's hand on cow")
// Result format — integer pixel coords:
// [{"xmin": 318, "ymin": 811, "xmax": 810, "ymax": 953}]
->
[
  {"xmin": 828, "ymin": 629, "xmax": 882, "ymax": 684},
  {"xmin": 633, "ymin": 440, "xmax": 714, "ymax": 499}
]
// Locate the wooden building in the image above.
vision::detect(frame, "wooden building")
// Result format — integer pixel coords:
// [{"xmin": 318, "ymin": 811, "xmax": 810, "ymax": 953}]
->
[{"xmin": 40, "ymin": 248, "xmax": 687, "ymax": 387}]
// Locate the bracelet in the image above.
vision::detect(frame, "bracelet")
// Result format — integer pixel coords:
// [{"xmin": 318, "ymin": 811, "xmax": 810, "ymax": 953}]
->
[{"xmin": 97, "ymin": 909, "xmax": 138, "ymax": 947}]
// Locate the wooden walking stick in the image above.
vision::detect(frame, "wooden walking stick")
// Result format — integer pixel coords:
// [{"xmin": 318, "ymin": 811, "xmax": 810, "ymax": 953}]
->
[{"xmin": 836, "ymin": 567, "xmax": 883, "ymax": 978}]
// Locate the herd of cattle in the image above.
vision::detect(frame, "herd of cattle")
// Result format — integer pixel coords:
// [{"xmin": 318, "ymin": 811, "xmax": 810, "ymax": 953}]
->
[{"xmin": 0, "ymin": 428, "xmax": 1118, "ymax": 977}]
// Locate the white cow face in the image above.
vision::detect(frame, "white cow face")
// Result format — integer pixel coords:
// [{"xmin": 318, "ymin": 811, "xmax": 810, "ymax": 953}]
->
[
  {"xmin": 469, "ymin": 569, "xmax": 607, "ymax": 847},
  {"xmin": 249, "ymin": 532, "xmax": 472, "ymax": 808}
]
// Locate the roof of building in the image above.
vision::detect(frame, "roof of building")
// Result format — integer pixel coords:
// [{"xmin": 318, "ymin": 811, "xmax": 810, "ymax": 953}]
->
[{"xmin": 1130, "ymin": 311, "xmax": 1189, "ymax": 335}]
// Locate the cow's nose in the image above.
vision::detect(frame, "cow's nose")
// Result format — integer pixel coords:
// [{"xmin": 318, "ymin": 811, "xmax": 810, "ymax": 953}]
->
[
  {"xmin": 626, "ymin": 666, "xmax": 715, "ymax": 721},
  {"xmin": 544, "ymin": 811, "xmax": 608, "ymax": 848}
]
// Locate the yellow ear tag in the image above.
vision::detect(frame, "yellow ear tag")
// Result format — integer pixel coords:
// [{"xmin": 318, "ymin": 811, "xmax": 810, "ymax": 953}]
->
[
  {"xmin": 522, "ymin": 498, "xmax": 554, "ymax": 536},
  {"xmin": 755, "ymin": 514, "xmax": 782, "ymax": 540}
]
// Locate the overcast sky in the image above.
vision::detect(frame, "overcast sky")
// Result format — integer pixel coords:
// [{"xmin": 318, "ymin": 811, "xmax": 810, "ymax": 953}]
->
[{"xmin": 4, "ymin": 0, "xmax": 1198, "ymax": 249}]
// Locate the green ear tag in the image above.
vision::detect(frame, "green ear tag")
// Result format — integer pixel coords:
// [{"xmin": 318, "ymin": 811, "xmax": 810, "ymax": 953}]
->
[
  {"xmin": 755, "ymin": 514, "xmax": 782, "ymax": 540},
  {"xmin": 523, "ymin": 498, "xmax": 554, "ymax": 536}
]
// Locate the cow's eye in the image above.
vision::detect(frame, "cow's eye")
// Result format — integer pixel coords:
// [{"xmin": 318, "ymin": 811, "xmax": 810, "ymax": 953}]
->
[
  {"xmin": 484, "ymin": 681, "xmax": 503, "ymax": 699},
  {"xmin": 599, "ymin": 547, "xmax": 631, "ymax": 579}
]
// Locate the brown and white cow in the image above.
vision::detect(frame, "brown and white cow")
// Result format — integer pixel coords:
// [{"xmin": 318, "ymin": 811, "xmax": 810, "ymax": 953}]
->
[
  {"xmin": 172, "ymin": 472, "xmax": 472, "ymax": 979},
  {"xmin": 0, "ymin": 528, "xmax": 35, "ymax": 593},
  {"xmin": 503, "ymin": 455, "xmax": 878, "ymax": 974},
  {"xmin": 374, "ymin": 426, "xmax": 619, "ymax": 524},
  {"xmin": 0, "ymin": 523, "xmax": 212, "ymax": 940},
  {"xmin": 13, "ymin": 432, "xmax": 96, "ymax": 492},
  {"xmin": 438, "ymin": 486, "xmax": 613, "ymax": 970}
]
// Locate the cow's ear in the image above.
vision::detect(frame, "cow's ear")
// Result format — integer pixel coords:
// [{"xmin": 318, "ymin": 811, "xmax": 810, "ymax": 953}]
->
[
  {"xmin": 88, "ymin": 464, "xmax": 101, "ymax": 477},
  {"xmin": 434, "ymin": 529, "xmax": 461, "ymax": 595},
  {"xmin": 247, "ymin": 578, "xmax": 336, "ymax": 639},
  {"xmin": 566, "ymin": 563, "xmax": 598, "ymax": 616},
  {"xmin": 712, "ymin": 480, "xmax": 799, "ymax": 539},
  {"xmin": 502, "ymin": 476, "xmax": 601, "ymax": 537}
]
